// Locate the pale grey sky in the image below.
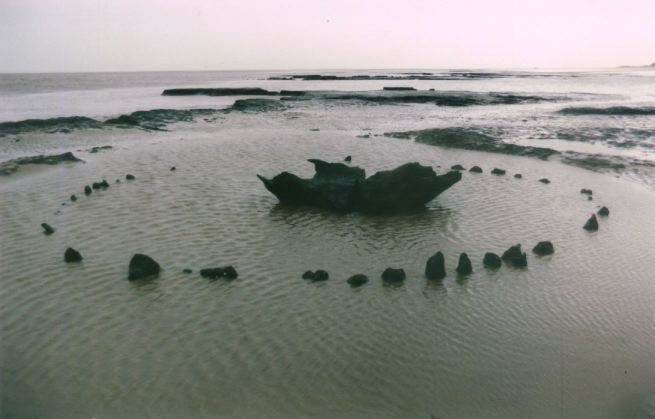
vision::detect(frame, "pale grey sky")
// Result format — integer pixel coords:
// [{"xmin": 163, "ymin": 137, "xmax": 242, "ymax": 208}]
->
[{"xmin": 1, "ymin": 0, "xmax": 654, "ymax": 73}]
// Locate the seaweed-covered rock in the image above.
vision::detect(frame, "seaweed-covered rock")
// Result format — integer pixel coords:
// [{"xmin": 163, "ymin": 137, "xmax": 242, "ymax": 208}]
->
[
  {"xmin": 597, "ymin": 206, "xmax": 609, "ymax": 216},
  {"xmin": 347, "ymin": 274, "xmax": 368, "ymax": 287},
  {"xmin": 425, "ymin": 251, "xmax": 446, "ymax": 280},
  {"xmin": 451, "ymin": 164, "xmax": 465, "ymax": 171},
  {"xmin": 514, "ymin": 173, "xmax": 522, "ymax": 179},
  {"xmin": 532, "ymin": 241, "xmax": 555, "ymax": 256},
  {"xmin": 502, "ymin": 244, "xmax": 527, "ymax": 267},
  {"xmin": 344, "ymin": 155, "xmax": 352, "ymax": 162},
  {"xmin": 258, "ymin": 159, "xmax": 461, "ymax": 213},
  {"xmin": 539, "ymin": 178, "xmax": 551, "ymax": 184},
  {"xmin": 302, "ymin": 270, "xmax": 329, "ymax": 281},
  {"xmin": 483, "ymin": 252, "xmax": 502, "ymax": 268},
  {"xmin": 182, "ymin": 269, "xmax": 192, "ymax": 274},
  {"xmin": 583, "ymin": 214, "xmax": 599, "ymax": 231},
  {"xmin": 456, "ymin": 253, "xmax": 473, "ymax": 275},
  {"xmin": 70, "ymin": 194, "xmax": 77, "ymax": 202},
  {"xmin": 128, "ymin": 254, "xmax": 160, "ymax": 280},
  {"xmin": 84, "ymin": 185, "xmax": 92, "ymax": 195},
  {"xmin": 302, "ymin": 270, "xmax": 315, "ymax": 279},
  {"xmin": 580, "ymin": 188, "xmax": 593, "ymax": 195},
  {"xmin": 491, "ymin": 168, "xmax": 506, "ymax": 175},
  {"xmin": 170, "ymin": 166, "xmax": 176, "ymax": 171},
  {"xmin": 126, "ymin": 174, "xmax": 135, "ymax": 180},
  {"xmin": 200, "ymin": 267, "xmax": 225, "ymax": 279},
  {"xmin": 64, "ymin": 247, "xmax": 83, "ymax": 262},
  {"xmin": 41, "ymin": 223, "xmax": 55, "ymax": 235},
  {"xmin": 381, "ymin": 268, "xmax": 406, "ymax": 283},
  {"xmin": 469, "ymin": 166, "xmax": 483, "ymax": 173}
]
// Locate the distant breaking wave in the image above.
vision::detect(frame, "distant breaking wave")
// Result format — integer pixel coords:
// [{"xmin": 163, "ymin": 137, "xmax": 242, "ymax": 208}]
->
[{"xmin": 559, "ymin": 106, "xmax": 655, "ymax": 115}]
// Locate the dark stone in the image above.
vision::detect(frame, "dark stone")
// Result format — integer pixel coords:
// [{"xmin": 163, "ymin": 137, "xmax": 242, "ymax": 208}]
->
[
  {"xmin": 597, "ymin": 206, "xmax": 609, "ymax": 216},
  {"xmin": 381, "ymin": 268, "xmax": 406, "ymax": 283},
  {"xmin": 451, "ymin": 164, "xmax": 465, "ymax": 171},
  {"xmin": 258, "ymin": 159, "xmax": 461, "ymax": 213},
  {"xmin": 302, "ymin": 270, "xmax": 315, "ymax": 279},
  {"xmin": 469, "ymin": 166, "xmax": 483, "ymax": 173},
  {"xmin": 89, "ymin": 145, "xmax": 112, "ymax": 153},
  {"xmin": 425, "ymin": 251, "xmax": 446, "ymax": 280},
  {"xmin": 539, "ymin": 178, "xmax": 551, "ymax": 184},
  {"xmin": 223, "ymin": 266, "xmax": 238, "ymax": 279},
  {"xmin": 182, "ymin": 269, "xmax": 192, "ymax": 274},
  {"xmin": 170, "ymin": 166, "xmax": 176, "ymax": 171},
  {"xmin": 344, "ymin": 155, "xmax": 352, "ymax": 162},
  {"xmin": 491, "ymin": 168, "xmax": 506, "ymax": 175},
  {"xmin": 502, "ymin": 244, "xmax": 528, "ymax": 267},
  {"xmin": 126, "ymin": 174, "xmax": 135, "ymax": 180},
  {"xmin": 580, "ymin": 188, "xmax": 593, "ymax": 195},
  {"xmin": 70, "ymin": 194, "xmax": 77, "ymax": 202},
  {"xmin": 92, "ymin": 182, "xmax": 102, "ymax": 189},
  {"xmin": 84, "ymin": 185, "xmax": 92, "ymax": 195},
  {"xmin": 100, "ymin": 180, "xmax": 109, "ymax": 188},
  {"xmin": 162, "ymin": 87, "xmax": 278, "ymax": 96},
  {"xmin": 312, "ymin": 270, "xmax": 329, "ymax": 281},
  {"xmin": 128, "ymin": 254, "xmax": 160, "ymax": 280},
  {"xmin": 584, "ymin": 214, "xmax": 599, "ymax": 230},
  {"xmin": 483, "ymin": 252, "xmax": 502, "ymax": 268},
  {"xmin": 532, "ymin": 241, "xmax": 555, "ymax": 256},
  {"xmin": 588, "ymin": 196, "xmax": 593, "ymax": 201},
  {"xmin": 200, "ymin": 268, "xmax": 225, "ymax": 279},
  {"xmin": 64, "ymin": 247, "xmax": 82, "ymax": 262},
  {"xmin": 514, "ymin": 173, "xmax": 522, "ymax": 179},
  {"xmin": 347, "ymin": 274, "xmax": 369, "ymax": 287},
  {"xmin": 383, "ymin": 87, "xmax": 417, "ymax": 91},
  {"xmin": 456, "ymin": 253, "xmax": 473, "ymax": 275},
  {"xmin": 41, "ymin": 223, "xmax": 55, "ymax": 235}
]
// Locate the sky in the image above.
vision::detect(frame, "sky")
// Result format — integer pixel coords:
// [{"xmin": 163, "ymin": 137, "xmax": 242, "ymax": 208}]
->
[{"xmin": 1, "ymin": 0, "xmax": 654, "ymax": 73}]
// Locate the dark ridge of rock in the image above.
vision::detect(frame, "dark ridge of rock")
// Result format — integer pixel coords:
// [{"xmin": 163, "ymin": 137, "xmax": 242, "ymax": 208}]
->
[
  {"xmin": 425, "ymin": 251, "xmax": 446, "ymax": 280},
  {"xmin": 580, "ymin": 188, "xmax": 593, "ymax": 195},
  {"xmin": 0, "ymin": 116, "xmax": 102, "ymax": 136},
  {"xmin": 70, "ymin": 194, "xmax": 77, "ymax": 202},
  {"xmin": 347, "ymin": 274, "xmax": 369, "ymax": 287},
  {"xmin": 584, "ymin": 214, "xmax": 599, "ymax": 231},
  {"xmin": 381, "ymin": 268, "xmax": 406, "ymax": 283},
  {"xmin": 64, "ymin": 247, "xmax": 83, "ymax": 263},
  {"xmin": 451, "ymin": 164, "xmax": 465, "ymax": 171},
  {"xmin": 502, "ymin": 244, "xmax": 527, "ymax": 267},
  {"xmin": 539, "ymin": 178, "xmax": 551, "ymax": 184},
  {"xmin": 514, "ymin": 173, "xmax": 522, "ymax": 179},
  {"xmin": 258, "ymin": 159, "xmax": 461, "ymax": 213},
  {"xmin": 483, "ymin": 252, "xmax": 502, "ymax": 268},
  {"xmin": 89, "ymin": 145, "xmax": 113, "ymax": 153},
  {"xmin": 469, "ymin": 166, "xmax": 483, "ymax": 173},
  {"xmin": 182, "ymin": 269, "xmax": 192, "ymax": 274},
  {"xmin": 532, "ymin": 241, "xmax": 555, "ymax": 256},
  {"xmin": 104, "ymin": 108, "xmax": 217, "ymax": 131},
  {"xmin": 385, "ymin": 128, "xmax": 559, "ymax": 160},
  {"xmin": 559, "ymin": 106, "xmax": 655, "ymax": 116},
  {"xmin": 383, "ymin": 87, "xmax": 417, "ymax": 91},
  {"xmin": 344, "ymin": 155, "xmax": 352, "ymax": 162},
  {"xmin": 456, "ymin": 253, "xmax": 473, "ymax": 275},
  {"xmin": 223, "ymin": 266, "xmax": 239, "ymax": 279},
  {"xmin": 491, "ymin": 168, "xmax": 506, "ymax": 175},
  {"xmin": 228, "ymin": 98, "xmax": 285, "ymax": 113},
  {"xmin": 561, "ymin": 154, "xmax": 627, "ymax": 172},
  {"xmin": 84, "ymin": 185, "xmax": 92, "ymax": 195},
  {"xmin": 128, "ymin": 254, "xmax": 160, "ymax": 280},
  {"xmin": 0, "ymin": 152, "xmax": 84, "ymax": 176},
  {"xmin": 41, "ymin": 223, "xmax": 55, "ymax": 235},
  {"xmin": 170, "ymin": 166, "xmax": 176, "ymax": 171},
  {"xmin": 126, "ymin": 174, "xmax": 135, "ymax": 180},
  {"xmin": 279, "ymin": 90, "xmax": 307, "ymax": 96},
  {"xmin": 597, "ymin": 206, "xmax": 610, "ymax": 216},
  {"xmin": 301, "ymin": 270, "xmax": 329, "ymax": 281},
  {"xmin": 162, "ymin": 88, "xmax": 278, "ymax": 96}
]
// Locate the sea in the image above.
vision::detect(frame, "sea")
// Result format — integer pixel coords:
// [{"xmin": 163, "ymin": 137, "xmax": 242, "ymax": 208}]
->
[{"xmin": 1, "ymin": 68, "xmax": 655, "ymax": 418}]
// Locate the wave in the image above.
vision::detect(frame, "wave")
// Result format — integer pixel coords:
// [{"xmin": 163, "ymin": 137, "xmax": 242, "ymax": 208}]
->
[{"xmin": 559, "ymin": 106, "xmax": 655, "ymax": 115}]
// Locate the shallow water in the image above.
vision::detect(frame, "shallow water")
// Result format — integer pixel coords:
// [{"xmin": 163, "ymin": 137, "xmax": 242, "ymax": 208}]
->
[{"xmin": 1, "ymin": 69, "xmax": 655, "ymax": 418}]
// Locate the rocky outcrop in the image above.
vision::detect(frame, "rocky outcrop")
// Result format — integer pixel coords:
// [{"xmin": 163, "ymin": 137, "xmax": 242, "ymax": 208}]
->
[
  {"xmin": 41, "ymin": 223, "xmax": 55, "ymax": 235},
  {"xmin": 128, "ymin": 254, "xmax": 160, "ymax": 280},
  {"xmin": 451, "ymin": 164, "xmax": 465, "ymax": 171},
  {"xmin": 532, "ymin": 241, "xmax": 555, "ymax": 255},
  {"xmin": 491, "ymin": 168, "xmax": 506, "ymax": 175},
  {"xmin": 258, "ymin": 159, "xmax": 461, "ymax": 213},
  {"xmin": 200, "ymin": 266, "xmax": 238, "ymax": 279},
  {"xmin": 502, "ymin": 244, "xmax": 528, "ymax": 267},
  {"xmin": 539, "ymin": 178, "xmax": 551, "ymax": 184},
  {"xmin": 125, "ymin": 174, "xmax": 135, "ymax": 180},
  {"xmin": 302, "ymin": 270, "xmax": 329, "ymax": 281},
  {"xmin": 0, "ymin": 152, "xmax": 83, "ymax": 176},
  {"xmin": 162, "ymin": 88, "xmax": 278, "ymax": 96},
  {"xmin": 425, "ymin": 251, "xmax": 446, "ymax": 280},
  {"xmin": 84, "ymin": 185, "xmax": 92, "ymax": 195},
  {"xmin": 597, "ymin": 206, "xmax": 609, "ymax": 216},
  {"xmin": 469, "ymin": 166, "xmax": 483, "ymax": 173}
]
